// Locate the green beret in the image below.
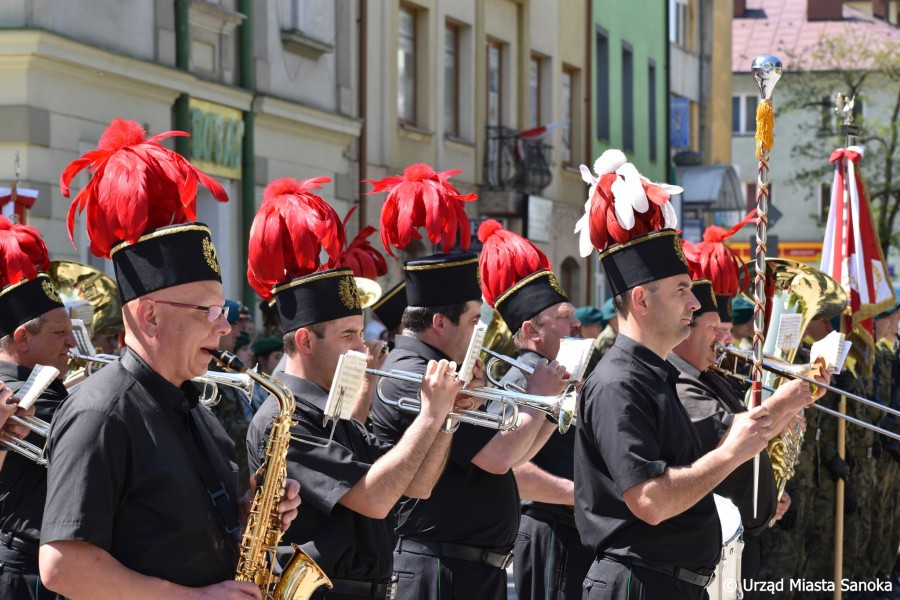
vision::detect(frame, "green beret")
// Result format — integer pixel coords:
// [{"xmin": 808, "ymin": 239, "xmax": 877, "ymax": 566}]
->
[
  {"xmin": 234, "ymin": 331, "xmax": 250, "ymax": 350},
  {"xmin": 224, "ymin": 299, "xmax": 240, "ymax": 325},
  {"xmin": 575, "ymin": 306, "xmax": 605, "ymax": 326},
  {"xmin": 600, "ymin": 298, "xmax": 616, "ymax": 322},
  {"xmin": 732, "ymin": 296, "xmax": 754, "ymax": 325},
  {"xmin": 876, "ymin": 294, "xmax": 900, "ymax": 320},
  {"xmin": 251, "ymin": 336, "xmax": 283, "ymax": 356}
]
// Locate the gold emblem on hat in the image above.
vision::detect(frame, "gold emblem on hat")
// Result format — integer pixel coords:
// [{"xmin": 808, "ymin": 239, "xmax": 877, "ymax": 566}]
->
[
  {"xmin": 548, "ymin": 272, "xmax": 565, "ymax": 296},
  {"xmin": 673, "ymin": 236, "xmax": 689, "ymax": 268},
  {"xmin": 202, "ymin": 238, "xmax": 221, "ymax": 275},
  {"xmin": 42, "ymin": 280, "xmax": 62, "ymax": 303},
  {"xmin": 711, "ymin": 294, "xmax": 718, "ymax": 307},
  {"xmin": 338, "ymin": 276, "xmax": 361, "ymax": 310}
]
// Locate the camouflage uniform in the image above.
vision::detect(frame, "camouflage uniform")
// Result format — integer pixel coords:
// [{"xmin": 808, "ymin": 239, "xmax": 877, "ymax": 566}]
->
[
  {"xmin": 867, "ymin": 340, "xmax": 900, "ymax": 580},
  {"xmin": 207, "ymin": 372, "xmax": 253, "ymax": 497}
]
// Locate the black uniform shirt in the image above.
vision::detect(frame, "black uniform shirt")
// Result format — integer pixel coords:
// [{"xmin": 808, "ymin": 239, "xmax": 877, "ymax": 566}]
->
[
  {"xmin": 574, "ymin": 334, "xmax": 721, "ymax": 569},
  {"xmin": 246, "ymin": 373, "xmax": 395, "ymax": 583},
  {"xmin": 371, "ymin": 335, "xmax": 520, "ymax": 551},
  {"xmin": 500, "ymin": 351, "xmax": 576, "ymax": 524},
  {"xmin": 669, "ymin": 357, "xmax": 777, "ymax": 536},
  {"xmin": 0, "ymin": 360, "xmax": 68, "ymax": 544},
  {"xmin": 42, "ymin": 349, "xmax": 239, "ymax": 587}
]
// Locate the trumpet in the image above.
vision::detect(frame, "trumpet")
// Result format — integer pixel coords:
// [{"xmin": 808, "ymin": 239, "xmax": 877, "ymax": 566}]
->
[
  {"xmin": 370, "ymin": 368, "xmax": 578, "ymax": 433},
  {"xmin": 712, "ymin": 343, "xmax": 900, "ymax": 440},
  {"xmin": 0, "ymin": 413, "xmax": 52, "ymax": 466},
  {"xmin": 66, "ymin": 351, "xmax": 254, "ymax": 406},
  {"xmin": 482, "ymin": 348, "xmax": 534, "ymax": 393}
]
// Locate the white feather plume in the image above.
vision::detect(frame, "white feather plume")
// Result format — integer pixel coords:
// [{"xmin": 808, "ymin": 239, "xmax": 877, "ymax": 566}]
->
[{"xmin": 593, "ymin": 149, "xmax": 627, "ymax": 176}]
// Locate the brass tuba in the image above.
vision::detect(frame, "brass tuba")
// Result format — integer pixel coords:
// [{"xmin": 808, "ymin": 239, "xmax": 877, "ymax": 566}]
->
[
  {"xmin": 745, "ymin": 259, "xmax": 846, "ymax": 500},
  {"xmin": 211, "ymin": 350, "xmax": 332, "ymax": 599}
]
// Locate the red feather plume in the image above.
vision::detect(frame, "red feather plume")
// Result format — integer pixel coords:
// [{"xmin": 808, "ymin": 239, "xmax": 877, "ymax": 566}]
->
[
  {"xmin": 247, "ymin": 177, "xmax": 345, "ymax": 300},
  {"xmin": 367, "ymin": 163, "xmax": 476, "ymax": 258},
  {"xmin": 0, "ymin": 215, "xmax": 50, "ymax": 287},
  {"xmin": 477, "ymin": 219, "xmax": 551, "ymax": 307},
  {"xmin": 61, "ymin": 118, "xmax": 228, "ymax": 258},
  {"xmin": 587, "ymin": 174, "xmax": 672, "ymax": 251},
  {"xmin": 686, "ymin": 209, "xmax": 757, "ymax": 297},
  {"xmin": 331, "ymin": 206, "xmax": 388, "ymax": 279}
]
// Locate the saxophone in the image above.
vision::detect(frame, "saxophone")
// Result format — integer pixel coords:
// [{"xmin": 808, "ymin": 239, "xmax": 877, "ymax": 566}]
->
[{"xmin": 212, "ymin": 350, "xmax": 333, "ymax": 599}]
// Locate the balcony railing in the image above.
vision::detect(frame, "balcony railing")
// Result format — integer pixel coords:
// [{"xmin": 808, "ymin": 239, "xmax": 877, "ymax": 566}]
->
[{"xmin": 482, "ymin": 126, "xmax": 552, "ymax": 195}]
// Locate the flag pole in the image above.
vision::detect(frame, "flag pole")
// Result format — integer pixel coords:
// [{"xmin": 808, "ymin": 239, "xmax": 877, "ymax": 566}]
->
[
  {"xmin": 750, "ymin": 55, "xmax": 782, "ymax": 519},
  {"xmin": 832, "ymin": 92, "xmax": 858, "ymax": 600}
]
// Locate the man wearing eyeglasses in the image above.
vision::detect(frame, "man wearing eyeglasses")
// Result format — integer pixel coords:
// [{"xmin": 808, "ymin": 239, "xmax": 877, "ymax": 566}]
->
[{"xmin": 39, "ymin": 120, "xmax": 299, "ymax": 600}]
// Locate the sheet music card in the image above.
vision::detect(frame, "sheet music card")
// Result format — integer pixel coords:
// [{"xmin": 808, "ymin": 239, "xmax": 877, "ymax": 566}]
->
[
  {"xmin": 810, "ymin": 331, "xmax": 850, "ymax": 374},
  {"xmin": 555, "ymin": 337, "xmax": 595, "ymax": 382},
  {"xmin": 16, "ymin": 364, "xmax": 60, "ymax": 410},
  {"xmin": 774, "ymin": 314, "xmax": 804, "ymax": 353},
  {"xmin": 457, "ymin": 320, "xmax": 487, "ymax": 383},
  {"xmin": 324, "ymin": 350, "xmax": 368, "ymax": 420},
  {"xmin": 71, "ymin": 319, "xmax": 96, "ymax": 356}
]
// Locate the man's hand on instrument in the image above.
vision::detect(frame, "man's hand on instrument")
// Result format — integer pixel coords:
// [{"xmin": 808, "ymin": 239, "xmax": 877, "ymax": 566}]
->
[
  {"xmin": 773, "ymin": 491, "xmax": 791, "ymax": 522},
  {"xmin": 192, "ymin": 580, "xmax": 263, "ymax": 599},
  {"xmin": 779, "ymin": 413, "xmax": 806, "ymax": 438},
  {"xmin": 771, "ymin": 378, "xmax": 814, "ymax": 413},
  {"xmin": 240, "ymin": 476, "xmax": 301, "ymax": 532},
  {"xmin": 363, "ymin": 339, "xmax": 390, "ymax": 371},
  {"xmin": 720, "ymin": 405, "xmax": 773, "ymax": 464},
  {"xmin": 455, "ymin": 359, "xmax": 485, "ymax": 411},
  {"xmin": 0, "ymin": 382, "xmax": 34, "ymax": 439},
  {"xmin": 420, "ymin": 359, "xmax": 465, "ymax": 421},
  {"xmin": 525, "ymin": 359, "xmax": 569, "ymax": 397}
]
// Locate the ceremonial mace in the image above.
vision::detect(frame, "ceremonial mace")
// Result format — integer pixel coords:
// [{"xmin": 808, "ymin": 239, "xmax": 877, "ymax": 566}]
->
[{"xmin": 750, "ymin": 55, "xmax": 782, "ymax": 518}]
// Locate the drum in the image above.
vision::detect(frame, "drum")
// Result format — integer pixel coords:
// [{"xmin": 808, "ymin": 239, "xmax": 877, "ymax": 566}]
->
[{"xmin": 707, "ymin": 494, "xmax": 744, "ymax": 600}]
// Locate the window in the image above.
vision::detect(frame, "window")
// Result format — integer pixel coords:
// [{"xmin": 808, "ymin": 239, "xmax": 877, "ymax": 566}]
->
[
  {"xmin": 732, "ymin": 95, "xmax": 758, "ymax": 134},
  {"xmin": 486, "ymin": 40, "xmax": 503, "ymax": 127},
  {"xmin": 282, "ymin": 0, "xmax": 329, "ymax": 33},
  {"xmin": 398, "ymin": 6, "xmax": 417, "ymax": 125},
  {"xmin": 818, "ymin": 181, "xmax": 832, "ymax": 222},
  {"xmin": 622, "ymin": 43, "xmax": 634, "ymax": 152},
  {"xmin": 561, "ymin": 68, "xmax": 573, "ymax": 165},
  {"xmin": 445, "ymin": 23, "xmax": 460, "ymax": 136},
  {"xmin": 529, "ymin": 55, "xmax": 541, "ymax": 130},
  {"xmin": 648, "ymin": 60, "xmax": 657, "ymax": 162},
  {"xmin": 745, "ymin": 181, "xmax": 775, "ymax": 211},
  {"xmin": 595, "ymin": 28, "xmax": 610, "ymax": 141},
  {"xmin": 669, "ymin": 0, "xmax": 689, "ymax": 47}
]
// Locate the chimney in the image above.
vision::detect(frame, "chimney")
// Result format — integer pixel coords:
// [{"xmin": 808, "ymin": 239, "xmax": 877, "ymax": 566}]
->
[
  {"xmin": 807, "ymin": 0, "xmax": 843, "ymax": 21},
  {"xmin": 873, "ymin": 0, "xmax": 888, "ymax": 19},
  {"xmin": 734, "ymin": 0, "xmax": 746, "ymax": 17}
]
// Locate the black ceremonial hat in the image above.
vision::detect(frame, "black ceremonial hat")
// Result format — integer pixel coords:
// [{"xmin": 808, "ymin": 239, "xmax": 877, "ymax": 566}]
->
[
  {"xmin": 691, "ymin": 279, "xmax": 718, "ymax": 317},
  {"xmin": 274, "ymin": 267, "xmax": 363, "ymax": 333},
  {"xmin": 0, "ymin": 274, "xmax": 65, "ymax": 337},
  {"xmin": 598, "ymin": 229, "xmax": 691, "ymax": 297},
  {"xmin": 716, "ymin": 295, "xmax": 733, "ymax": 323},
  {"xmin": 111, "ymin": 223, "xmax": 223, "ymax": 304},
  {"xmin": 371, "ymin": 281, "xmax": 407, "ymax": 331},
  {"xmin": 494, "ymin": 271, "xmax": 568, "ymax": 334},
  {"xmin": 403, "ymin": 252, "xmax": 481, "ymax": 308}
]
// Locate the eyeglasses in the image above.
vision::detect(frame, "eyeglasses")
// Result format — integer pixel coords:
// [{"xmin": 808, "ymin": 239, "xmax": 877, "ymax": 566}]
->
[{"xmin": 146, "ymin": 299, "xmax": 230, "ymax": 323}]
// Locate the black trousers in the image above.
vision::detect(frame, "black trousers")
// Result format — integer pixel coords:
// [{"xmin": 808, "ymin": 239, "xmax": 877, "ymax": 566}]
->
[
  {"xmin": 582, "ymin": 558, "xmax": 709, "ymax": 600},
  {"xmin": 392, "ymin": 547, "xmax": 507, "ymax": 600},
  {"xmin": 0, "ymin": 547, "xmax": 58, "ymax": 600},
  {"xmin": 513, "ymin": 512, "xmax": 594, "ymax": 600}
]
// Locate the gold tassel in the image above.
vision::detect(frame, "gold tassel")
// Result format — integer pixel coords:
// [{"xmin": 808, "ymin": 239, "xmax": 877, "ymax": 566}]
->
[{"xmin": 755, "ymin": 99, "xmax": 774, "ymax": 159}]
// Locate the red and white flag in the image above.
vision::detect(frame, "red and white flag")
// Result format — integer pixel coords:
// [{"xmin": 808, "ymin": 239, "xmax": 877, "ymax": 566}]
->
[{"xmin": 819, "ymin": 146, "xmax": 895, "ymax": 340}]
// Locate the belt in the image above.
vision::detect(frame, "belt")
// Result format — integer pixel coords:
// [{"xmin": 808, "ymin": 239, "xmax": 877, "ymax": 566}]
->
[
  {"xmin": 329, "ymin": 577, "xmax": 395, "ymax": 600},
  {"xmin": 397, "ymin": 538, "xmax": 514, "ymax": 570},
  {"xmin": 0, "ymin": 532, "xmax": 39, "ymax": 557},
  {"xmin": 522, "ymin": 505, "xmax": 577, "ymax": 529},
  {"xmin": 600, "ymin": 555, "xmax": 715, "ymax": 588}
]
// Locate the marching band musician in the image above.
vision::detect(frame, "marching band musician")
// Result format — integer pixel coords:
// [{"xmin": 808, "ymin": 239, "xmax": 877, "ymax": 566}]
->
[
  {"xmin": 0, "ymin": 215, "xmax": 74, "ymax": 600},
  {"xmin": 244, "ymin": 177, "xmax": 461, "ymax": 600},
  {"xmin": 574, "ymin": 150, "xmax": 776, "ymax": 600},
  {"xmin": 669, "ymin": 280, "xmax": 818, "ymax": 582},
  {"xmin": 476, "ymin": 219, "xmax": 591, "ymax": 599},
  {"xmin": 368, "ymin": 165, "xmax": 567, "ymax": 600},
  {"xmin": 39, "ymin": 119, "xmax": 299, "ymax": 600}
]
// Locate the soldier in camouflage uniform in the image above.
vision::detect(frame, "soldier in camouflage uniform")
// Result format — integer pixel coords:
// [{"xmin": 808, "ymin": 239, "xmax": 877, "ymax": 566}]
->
[
  {"xmin": 207, "ymin": 299, "xmax": 253, "ymax": 495},
  {"xmin": 867, "ymin": 300, "xmax": 900, "ymax": 582}
]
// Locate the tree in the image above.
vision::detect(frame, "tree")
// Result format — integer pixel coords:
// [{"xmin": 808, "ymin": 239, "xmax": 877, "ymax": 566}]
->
[{"xmin": 779, "ymin": 29, "xmax": 900, "ymax": 259}]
